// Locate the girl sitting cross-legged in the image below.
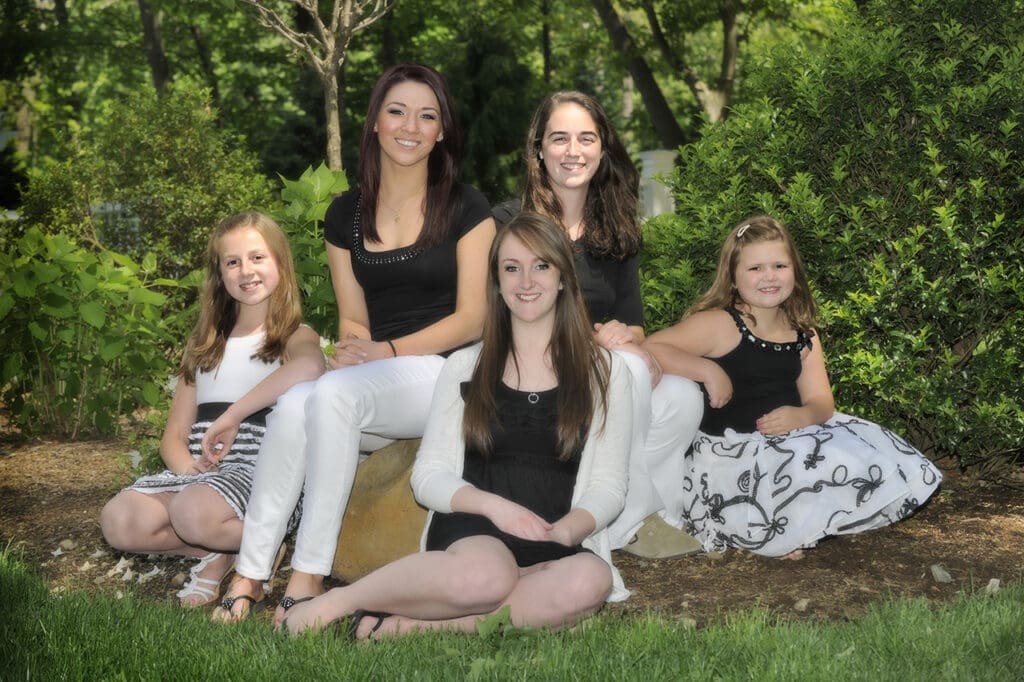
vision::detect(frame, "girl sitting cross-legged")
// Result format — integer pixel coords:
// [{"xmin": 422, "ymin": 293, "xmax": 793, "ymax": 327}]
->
[{"xmin": 281, "ymin": 211, "xmax": 633, "ymax": 638}]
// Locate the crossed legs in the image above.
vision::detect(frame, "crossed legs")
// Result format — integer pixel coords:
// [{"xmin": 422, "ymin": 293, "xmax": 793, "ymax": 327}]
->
[{"xmin": 282, "ymin": 535, "xmax": 613, "ymax": 638}]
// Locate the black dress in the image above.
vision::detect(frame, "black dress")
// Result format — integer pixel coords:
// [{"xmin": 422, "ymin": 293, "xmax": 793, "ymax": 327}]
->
[{"xmin": 425, "ymin": 382, "xmax": 589, "ymax": 567}]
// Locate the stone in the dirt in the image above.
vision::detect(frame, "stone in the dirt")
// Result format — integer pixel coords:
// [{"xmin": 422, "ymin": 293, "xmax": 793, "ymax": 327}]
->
[
  {"xmin": 59, "ymin": 539, "xmax": 77, "ymax": 551},
  {"xmin": 930, "ymin": 563, "xmax": 953, "ymax": 583},
  {"xmin": 984, "ymin": 578, "xmax": 1001, "ymax": 594},
  {"xmin": 171, "ymin": 572, "xmax": 188, "ymax": 588},
  {"xmin": 793, "ymin": 598, "xmax": 810, "ymax": 612}
]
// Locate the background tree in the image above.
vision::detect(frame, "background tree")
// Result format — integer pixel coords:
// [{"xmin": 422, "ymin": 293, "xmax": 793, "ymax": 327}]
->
[{"xmin": 237, "ymin": 0, "xmax": 394, "ymax": 171}]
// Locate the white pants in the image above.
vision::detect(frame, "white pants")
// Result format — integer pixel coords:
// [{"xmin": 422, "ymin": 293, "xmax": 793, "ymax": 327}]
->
[
  {"xmin": 235, "ymin": 354, "xmax": 446, "ymax": 580},
  {"xmin": 604, "ymin": 350, "xmax": 704, "ymax": 548}
]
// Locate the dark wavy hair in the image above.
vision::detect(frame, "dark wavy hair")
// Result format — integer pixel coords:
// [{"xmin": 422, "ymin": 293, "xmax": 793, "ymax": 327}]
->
[
  {"xmin": 180, "ymin": 212, "xmax": 302, "ymax": 383},
  {"xmin": 463, "ymin": 212, "xmax": 610, "ymax": 461},
  {"xmin": 688, "ymin": 214, "xmax": 818, "ymax": 331},
  {"xmin": 357, "ymin": 63, "xmax": 464, "ymax": 251},
  {"xmin": 522, "ymin": 91, "xmax": 641, "ymax": 261}
]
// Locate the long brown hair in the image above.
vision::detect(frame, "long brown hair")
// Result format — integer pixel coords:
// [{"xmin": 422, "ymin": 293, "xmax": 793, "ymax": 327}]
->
[
  {"xmin": 688, "ymin": 215, "xmax": 817, "ymax": 331},
  {"xmin": 463, "ymin": 212, "xmax": 610, "ymax": 461},
  {"xmin": 179, "ymin": 212, "xmax": 303, "ymax": 383},
  {"xmin": 522, "ymin": 91, "xmax": 641, "ymax": 261},
  {"xmin": 358, "ymin": 63, "xmax": 463, "ymax": 251}
]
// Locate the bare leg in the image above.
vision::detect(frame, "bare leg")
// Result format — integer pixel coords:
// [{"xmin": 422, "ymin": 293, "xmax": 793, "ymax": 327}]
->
[
  {"xmin": 281, "ymin": 536, "xmax": 520, "ymax": 634},
  {"xmin": 167, "ymin": 484, "xmax": 244, "ymax": 605},
  {"xmin": 100, "ymin": 490, "xmax": 202, "ymax": 557},
  {"xmin": 361, "ymin": 553, "xmax": 612, "ymax": 639},
  {"xmin": 282, "ymin": 537, "xmax": 611, "ymax": 638}
]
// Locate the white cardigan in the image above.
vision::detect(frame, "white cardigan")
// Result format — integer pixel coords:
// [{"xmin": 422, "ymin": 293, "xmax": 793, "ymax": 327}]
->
[{"xmin": 411, "ymin": 343, "xmax": 633, "ymax": 601}]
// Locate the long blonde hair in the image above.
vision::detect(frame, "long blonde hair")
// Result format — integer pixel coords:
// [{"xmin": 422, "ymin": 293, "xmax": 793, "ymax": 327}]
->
[
  {"xmin": 179, "ymin": 212, "xmax": 303, "ymax": 383},
  {"xmin": 462, "ymin": 212, "xmax": 610, "ymax": 460},
  {"xmin": 689, "ymin": 215, "xmax": 817, "ymax": 330}
]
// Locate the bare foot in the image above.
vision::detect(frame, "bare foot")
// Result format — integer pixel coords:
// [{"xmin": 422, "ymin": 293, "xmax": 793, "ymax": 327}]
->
[
  {"xmin": 779, "ymin": 549, "xmax": 805, "ymax": 561},
  {"xmin": 211, "ymin": 575, "xmax": 265, "ymax": 623},
  {"xmin": 279, "ymin": 590, "xmax": 344, "ymax": 636},
  {"xmin": 274, "ymin": 571, "xmax": 326, "ymax": 626}
]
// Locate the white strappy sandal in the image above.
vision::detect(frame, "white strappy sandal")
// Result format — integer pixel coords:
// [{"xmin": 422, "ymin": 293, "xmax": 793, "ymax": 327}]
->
[{"xmin": 177, "ymin": 552, "xmax": 235, "ymax": 607}]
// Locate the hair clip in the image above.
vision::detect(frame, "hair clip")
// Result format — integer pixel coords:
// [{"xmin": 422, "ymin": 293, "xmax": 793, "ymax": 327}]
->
[{"xmin": 736, "ymin": 223, "xmax": 751, "ymax": 238}]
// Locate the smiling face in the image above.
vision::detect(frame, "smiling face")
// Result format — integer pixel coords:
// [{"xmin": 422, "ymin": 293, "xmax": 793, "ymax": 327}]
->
[
  {"xmin": 218, "ymin": 226, "xmax": 281, "ymax": 312},
  {"xmin": 733, "ymin": 239, "xmax": 795, "ymax": 313},
  {"xmin": 497, "ymin": 231, "xmax": 563, "ymax": 328},
  {"xmin": 540, "ymin": 102, "xmax": 603, "ymax": 195},
  {"xmin": 374, "ymin": 80, "xmax": 443, "ymax": 168}
]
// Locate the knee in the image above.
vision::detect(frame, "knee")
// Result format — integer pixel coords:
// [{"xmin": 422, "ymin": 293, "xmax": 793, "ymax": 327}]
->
[
  {"xmin": 270, "ymin": 381, "xmax": 316, "ymax": 424},
  {"xmin": 654, "ymin": 376, "xmax": 704, "ymax": 425},
  {"xmin": 444, "ymin": 555, "xmax": 519, "ymax": 611},
  {"xmin": 308, "ymin": 370, "xmax": 367, "ymax": 422},
  {"xmin": 100, "ymin": 494, "xmax": 138, "ymax": 550},
  {"xmin": 554, "ymin": 558, "xmax": 612, "ymax": 613},
  {"xmin": 167, "ymin": 491, "xmax": 215, "ymax": 546}
]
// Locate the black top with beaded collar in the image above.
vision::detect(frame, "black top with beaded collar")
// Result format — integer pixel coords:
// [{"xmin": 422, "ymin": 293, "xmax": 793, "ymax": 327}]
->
[
  {"xmin": 324, "ymin": 185, "xmax": 492, "ymax": 346},
  {"xmin": 698, "ymin": 306, "xmax": 815, "ymax": 437}
]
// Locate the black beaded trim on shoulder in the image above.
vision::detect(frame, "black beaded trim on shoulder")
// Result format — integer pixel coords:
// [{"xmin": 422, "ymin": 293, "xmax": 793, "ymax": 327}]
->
[
  {"xmin": 350, "ymin": 195, "xmax": 422, "ymax": 266},
  {"xmin": 725, "ymin": 306, "xmax": 814, "ymax": 353}
]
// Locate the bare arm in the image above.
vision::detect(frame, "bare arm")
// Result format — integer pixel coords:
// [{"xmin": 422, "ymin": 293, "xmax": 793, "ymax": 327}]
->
[
  {"xmin": 450, "ymin": 485, "xmax": 553, "ymax": 542},
  {"xmin": 160, "ymin": 380, "xmax": 200, "ymax": 474},
  {"xmin": 756, "ymin": 332, "xmax": 835, "ymax": 435},
  {"xmin": 201, "ymin": 325, "xmax": 325, "ymax": 460},
  {"xmin": 644, "ymin": 310, "xmax": 737, "ymax": 408},
  {"xmin": 325, "ymin": 243, "xmax": 373, "ymax": 369}
]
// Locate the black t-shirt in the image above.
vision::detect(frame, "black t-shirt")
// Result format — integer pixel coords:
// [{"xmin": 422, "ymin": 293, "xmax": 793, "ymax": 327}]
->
[
  {"xmin": 324, "ymin": 184, "xmax": 492, "ymax": 343},
  {"xmin": 493, "ymin": 199, "xmax": 643, "ymax": 328}
]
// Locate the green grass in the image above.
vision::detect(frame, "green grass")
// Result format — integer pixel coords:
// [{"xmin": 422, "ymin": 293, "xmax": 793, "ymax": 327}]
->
[{"xmin": 2, "ymin": 546, "xmax": 1022, "ymax": 681}]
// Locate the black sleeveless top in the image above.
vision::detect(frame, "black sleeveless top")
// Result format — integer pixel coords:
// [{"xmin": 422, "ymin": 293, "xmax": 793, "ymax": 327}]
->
[{"xmin": 699, "ymin": 307, "xmax": 815, "ymax": 436}]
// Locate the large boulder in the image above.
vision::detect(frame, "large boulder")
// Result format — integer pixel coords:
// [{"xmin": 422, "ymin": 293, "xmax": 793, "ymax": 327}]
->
[{"xmin": 331, "ymin": 439, "xmax": 427, "ymax": 583}]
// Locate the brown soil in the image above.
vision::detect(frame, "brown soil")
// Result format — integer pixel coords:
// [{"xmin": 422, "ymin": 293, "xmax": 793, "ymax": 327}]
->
[{"xmin": 1, "ymin": 437, "xmax": 1022, "ymax": 625}]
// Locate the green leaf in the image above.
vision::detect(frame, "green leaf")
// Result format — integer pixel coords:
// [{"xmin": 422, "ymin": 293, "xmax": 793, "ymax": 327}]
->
[
  {"xmin": 0, "ymin": 292, "xmax": 14, "ymax": 322},
  {"xmin": 99, "ymin": 339, "xmax": 126, "ymax": 361},
  {"xmin": 80, "ymin": 302, "xmax": 107, "ymax": 329},
  {"xmin": 142, "ymin": 382, "xmax": 161, "ymax": 406}
]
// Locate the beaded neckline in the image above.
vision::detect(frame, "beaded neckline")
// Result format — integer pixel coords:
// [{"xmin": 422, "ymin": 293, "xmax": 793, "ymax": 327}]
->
[
  {"xmin": 726, "ymin": 306, "xmax": 814, "ymax": 353},
  {"xmin": 350, "ymin": 195, "xmax": 422, "ymax": 266}
]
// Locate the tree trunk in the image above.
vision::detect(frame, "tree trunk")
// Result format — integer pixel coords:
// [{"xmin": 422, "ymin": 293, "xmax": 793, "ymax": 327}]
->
[
  {"xmin": 590, "ymin": 0, "xmax": 684, "ymax": 150},
  {"xmin": 542, "ymin": 0, "xmax": 552, "ymax": 83},
  {"xmin": 137, "ymin": 0, "xmax": 171, "ymax": 95},
  {"xmin": 190, "ymin": 25, "xmax": 220, "ymax": 108},
  {"xmin": 323, "ymin": 69, "xmax": 343, "ymax": 171}
]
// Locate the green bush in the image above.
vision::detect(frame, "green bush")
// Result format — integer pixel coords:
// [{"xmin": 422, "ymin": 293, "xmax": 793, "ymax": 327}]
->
[
  {"xmin": 0, "ymin": 228, "xmax": 188, "ymax": 438},
  {"xmin": 17, "ymin": 82, "xmax": 275, "ymax": 281},
  {"xmin": 642, "ymin": 0, "xmax": 1024, "ymax": 467},
  {"xmin": 277, "ymin": 162, "xmax": 349, "ymax": 341}
]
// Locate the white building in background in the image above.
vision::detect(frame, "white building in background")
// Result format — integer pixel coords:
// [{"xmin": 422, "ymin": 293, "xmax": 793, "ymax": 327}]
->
[{"xmin": 638, "ymin": 149, "xmax": 677, "ymax": 220}]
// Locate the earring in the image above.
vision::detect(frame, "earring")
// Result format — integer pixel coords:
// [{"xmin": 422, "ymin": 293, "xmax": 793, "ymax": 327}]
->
[
  {"xmin": 538, "ymin": 151, "xmax": 544, "ymax": 160},
  {"xmin": 437, "ymin": 133, "xmax": 444, "ymax": 142},
  {"xmin": 373, "ymin": 123, "xmax": 378, "ymax": 132}
]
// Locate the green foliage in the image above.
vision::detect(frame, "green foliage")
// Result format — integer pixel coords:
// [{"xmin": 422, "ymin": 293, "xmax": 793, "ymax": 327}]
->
[
  {"xmin": 278, "ymin": 163, "xmax": 349, "ymax": 340},
  {"xmin": 18, "ymin": 81, "xmax": 274, "ymax": 280},
  {"xmin": 644, "ymin": 0, "xmax": 1024, "ymax": 466},
  {"xmin": 0, "ymin": 228, "xmax": 186, "ymax": 438}
]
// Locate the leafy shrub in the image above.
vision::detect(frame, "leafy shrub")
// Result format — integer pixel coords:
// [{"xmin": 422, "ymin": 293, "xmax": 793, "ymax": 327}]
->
[
  {"xmin": 0, "ymin": 228, "xmax": 188, "ymax": 438},
  {"xmin": 277, "ymin": 163, "xmax": 349, "ymax": 340},
  {"xmin": 642, "ymin": 0, "xmax": 1024, "ymax": 467},
  {"xmin": 17, "ymin": 81, "xmax": 274, "ymax": 281}
]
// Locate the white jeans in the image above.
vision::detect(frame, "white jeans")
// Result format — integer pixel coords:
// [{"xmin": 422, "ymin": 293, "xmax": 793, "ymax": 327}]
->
[
  {"xmin": 604, "ymin": 350, "xmax": 704, "ymax": 548},
  {"xmin": 235, "ymin": 354, "xmax": 446, "ymax": 580}
]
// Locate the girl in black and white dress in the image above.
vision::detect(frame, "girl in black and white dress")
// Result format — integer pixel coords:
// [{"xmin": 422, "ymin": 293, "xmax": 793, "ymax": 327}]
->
[{"xmin": 645, "ymin": 215, "xmax": 942, "ymax": 558}]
